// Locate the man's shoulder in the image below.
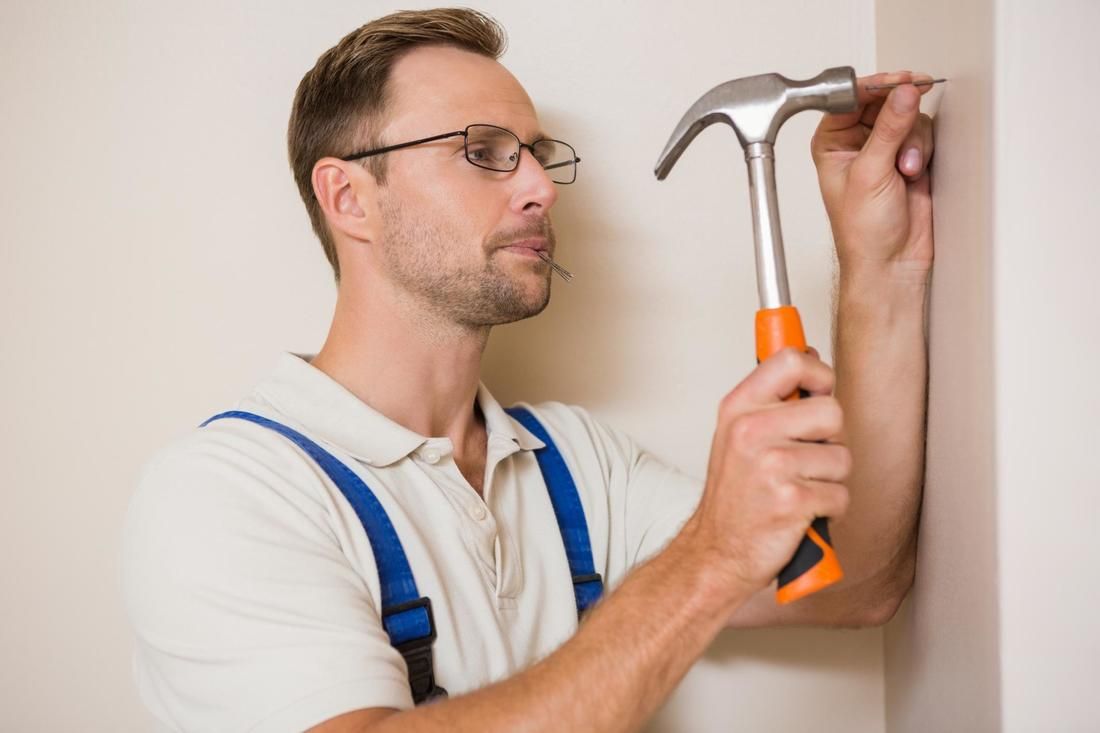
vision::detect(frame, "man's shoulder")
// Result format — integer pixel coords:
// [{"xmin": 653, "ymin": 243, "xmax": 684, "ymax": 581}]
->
[
  {"xmin": 508, "ymin": 398, "xmax": 608, "ymax": 438},
  {"xmin": 506, "ymin": 398, "xmax": 641, "ymax": 472},
  {"xmin": 141, "ymin": 407, "xmax": 316, "ymax": 477},
  {"xmin": 507, "ymin": 397, "xmax": 589, "ymax": 428},
  {"xmin": 128, "ymin": 408, "xmax": 330, "ymax": 533}
]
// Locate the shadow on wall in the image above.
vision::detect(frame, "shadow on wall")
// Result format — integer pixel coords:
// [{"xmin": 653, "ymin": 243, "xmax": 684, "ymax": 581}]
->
[
  {"xmin": 705, "ymin": 624, "xmax": 872, "ymax": 668},
  {"xmin": 482, "ymin": 108, "xmax": 637, "ymax": 409},
  {"xmin": 647, "ymin": 625, "xmax": 878, "ymax": 731}
]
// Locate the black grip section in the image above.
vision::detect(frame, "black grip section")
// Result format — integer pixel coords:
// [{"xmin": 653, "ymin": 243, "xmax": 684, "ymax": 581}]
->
[
  {"xmin": 757, "ymin": 358, "xmax": 832, "ymax": 591},
  {"xmin": 778, "ymin": 520, "xmax": 828, "ymax": 589}
]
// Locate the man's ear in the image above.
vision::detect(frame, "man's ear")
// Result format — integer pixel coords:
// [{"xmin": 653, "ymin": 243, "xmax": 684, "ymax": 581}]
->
[{"xmin": 311, "ymin": 157, "xmax": 381, "ymax": 243}]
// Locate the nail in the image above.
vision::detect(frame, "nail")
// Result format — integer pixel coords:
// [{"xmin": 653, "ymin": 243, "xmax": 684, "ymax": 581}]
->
[{"xmin": 536, "ymin": 250, "xmax": 574, "ymax": 282}]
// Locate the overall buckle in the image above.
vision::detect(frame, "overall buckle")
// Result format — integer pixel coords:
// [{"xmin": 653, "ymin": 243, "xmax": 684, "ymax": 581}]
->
[{"xmin": 383, "ymin": 597, "xmax": 449, "ymax": 704}]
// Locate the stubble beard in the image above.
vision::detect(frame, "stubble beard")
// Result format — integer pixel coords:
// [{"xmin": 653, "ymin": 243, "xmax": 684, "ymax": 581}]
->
[{"xmin": 377, "ymin": 197, "xmax": 554, "ymax": 330}]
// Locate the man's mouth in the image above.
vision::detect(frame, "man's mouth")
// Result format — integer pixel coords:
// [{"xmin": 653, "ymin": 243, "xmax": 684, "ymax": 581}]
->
[{"xmin": 500, "ymin": 238, "xmax": 550, "ymax": 258}]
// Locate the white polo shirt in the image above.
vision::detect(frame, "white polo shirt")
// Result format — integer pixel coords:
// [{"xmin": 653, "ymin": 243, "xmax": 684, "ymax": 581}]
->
[{"xmin": 122, "ymin": 352, "xmax": 703, "ymax": 732}]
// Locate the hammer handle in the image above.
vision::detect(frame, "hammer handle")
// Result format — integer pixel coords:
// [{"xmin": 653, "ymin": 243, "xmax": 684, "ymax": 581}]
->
[{"xmin": 755, "ymin": 306, "xmax": 845, "ymax": 604}]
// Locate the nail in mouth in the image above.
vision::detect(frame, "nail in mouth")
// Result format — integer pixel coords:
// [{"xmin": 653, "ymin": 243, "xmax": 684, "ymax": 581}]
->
[{"xmin": 535, "ymin": 250, "xmax": 573, "ymax": 282}]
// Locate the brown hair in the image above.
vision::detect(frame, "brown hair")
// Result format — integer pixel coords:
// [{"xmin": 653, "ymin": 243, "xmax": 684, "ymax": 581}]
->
[{"xmin": 287, "ymin": 8, "xmax": 508, "ymax": 284}]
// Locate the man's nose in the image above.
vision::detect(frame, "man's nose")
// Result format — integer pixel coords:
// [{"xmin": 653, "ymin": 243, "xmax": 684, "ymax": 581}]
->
[{"xmin": 509, "ymin": 147, "xmax": 559, "ymax": 214}]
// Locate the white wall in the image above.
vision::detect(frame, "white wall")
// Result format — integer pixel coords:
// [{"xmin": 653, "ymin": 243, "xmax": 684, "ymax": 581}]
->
[
  {"xmin": 1, "ymin": 1, "xmax": 881, "ymax": 730},
  {"xmin": 994, "ymin": 2, "xmax": 1100, "ymax": 730},
  {"xmin": 879, "ymin": 1, "xmax": 1100, "ymax": 730},
  {"xmin": 875, "ymin": 1, "xmax": 1002, "ymax": 730}
]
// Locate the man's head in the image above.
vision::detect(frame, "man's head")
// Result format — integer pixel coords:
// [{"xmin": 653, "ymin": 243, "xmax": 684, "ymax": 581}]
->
[{"xmin": 288, "ymin": 8, "xmax": 564, "ymax": 328}]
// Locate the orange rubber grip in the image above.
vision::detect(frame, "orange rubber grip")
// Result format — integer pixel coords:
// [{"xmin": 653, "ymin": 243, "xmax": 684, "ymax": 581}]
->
[{"xmin": 755, "ymin": 306, "xmax": 844, "ymax": 604}]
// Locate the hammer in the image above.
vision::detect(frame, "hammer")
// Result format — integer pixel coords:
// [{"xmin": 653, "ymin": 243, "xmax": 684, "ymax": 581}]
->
[{"xmin": 654, "ymin": 67, "xmax": 858, "ymax": 605}]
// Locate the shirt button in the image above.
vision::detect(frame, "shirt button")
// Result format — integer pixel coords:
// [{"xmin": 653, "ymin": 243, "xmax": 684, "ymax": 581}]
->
[
  {"xmin": 423, "ymin": 449, "xmax": 441, "ymax": 464},
  {"xmin": 468, "ymin": 504, "xmax": 487, "ymax": 521}
]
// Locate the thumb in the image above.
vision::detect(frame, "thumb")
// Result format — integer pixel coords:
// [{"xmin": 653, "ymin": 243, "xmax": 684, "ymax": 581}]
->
[{"xmin": 859, "ymin": 85, "xmax": 921, "ymax": 174}]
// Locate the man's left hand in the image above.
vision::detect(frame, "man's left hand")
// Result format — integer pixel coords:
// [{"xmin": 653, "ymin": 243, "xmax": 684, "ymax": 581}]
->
[{"xmin": 811, "ymin": 70, "xmax": 937, "ymax": 280}]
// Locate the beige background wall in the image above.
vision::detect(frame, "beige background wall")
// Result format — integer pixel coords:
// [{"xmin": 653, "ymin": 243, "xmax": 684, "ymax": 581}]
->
[
  {"xmin": 1, "ymin": 1, "xmax": 884, "ymax": 730},
  {"xmin": 994, "ymin": 3, "xmax": 1100, "ymax": 729},
  {"xmin": 879, "ymin": 0, "xmax": 1100, "ymax": 731},
  {"xmin": 875, "ymin": 0, "xmax": 1002, "ymax": 730}
]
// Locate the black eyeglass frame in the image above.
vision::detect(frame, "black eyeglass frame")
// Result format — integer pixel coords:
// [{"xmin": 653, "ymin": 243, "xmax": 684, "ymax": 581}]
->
[{"xmin": 338, "ymin": 123, "xmax": 581, "ymax": 184}]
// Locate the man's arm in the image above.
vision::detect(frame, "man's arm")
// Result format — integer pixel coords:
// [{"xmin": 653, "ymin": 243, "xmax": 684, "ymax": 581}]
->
[
  {"xmin": 723, "ymin": 278, "xmax": 927, "ymax": 630},
  {"xmin": 310, "ymin": 526, "xmax": 747, "ymax": 733},
  {"xmin": 309, "ymin": 349, "xmax": 853, "ymax": 732},
  {"xmin": 829, "ymin": 267, "xmax": 927, "ymax": 610}
]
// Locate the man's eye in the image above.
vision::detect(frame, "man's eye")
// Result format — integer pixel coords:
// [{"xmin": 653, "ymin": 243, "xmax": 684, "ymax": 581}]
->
[{"xmin": 468, "ymin": 147, "xmax": 491, "ymax": 162}]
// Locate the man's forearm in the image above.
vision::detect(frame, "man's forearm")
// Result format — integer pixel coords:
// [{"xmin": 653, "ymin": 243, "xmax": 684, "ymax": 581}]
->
[
  {"xmin": 366, "ymin": 520, "xmax": 747, "ymax": 733},
  {"xmin": 830, "ymin": 265, "xmax": 929, "ymax": 610}
]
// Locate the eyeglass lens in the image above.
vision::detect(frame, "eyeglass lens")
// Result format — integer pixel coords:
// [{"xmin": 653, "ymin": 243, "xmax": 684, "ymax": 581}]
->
[{"xmin": 465, "ymin": 125, "xmax": 577, "ymax": 184}]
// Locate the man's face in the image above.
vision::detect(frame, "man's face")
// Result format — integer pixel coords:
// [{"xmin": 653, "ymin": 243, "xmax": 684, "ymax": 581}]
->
[{"xmin": 364, "ymin": 45, "xmax": 560, "ymax": 329}]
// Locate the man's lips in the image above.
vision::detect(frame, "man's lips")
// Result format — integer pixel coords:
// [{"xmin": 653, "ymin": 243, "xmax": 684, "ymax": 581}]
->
[
  {"xmin": 503, "ymin": 238, "xmax": 548, "ymax": 252},
  {"xmin": 499, "ymin": 238, "xmax": 551, "ymax": 258}
]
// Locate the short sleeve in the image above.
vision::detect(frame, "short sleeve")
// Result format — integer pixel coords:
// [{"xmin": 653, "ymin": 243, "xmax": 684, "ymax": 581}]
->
[
  {"xmin": 121, "ymin": 428, "xmax": 413, "ymax": 732},
  {"xmin": 522, "ymin": 403, "xmax": 705, "ymax": 589},
  {"xmin": 568, "ymin": 408, "xmax": 704, "ymax": 567}
]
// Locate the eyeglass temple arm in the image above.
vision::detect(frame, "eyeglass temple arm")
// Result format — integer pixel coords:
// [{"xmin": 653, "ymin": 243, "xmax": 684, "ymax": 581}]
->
[
  {"xmin": 543, "ymin": 157, "xmax": 581, "ymax": 171},
  {"xmin": 339, "ymin": 130, "xmax": 466, "ymax": 162}
]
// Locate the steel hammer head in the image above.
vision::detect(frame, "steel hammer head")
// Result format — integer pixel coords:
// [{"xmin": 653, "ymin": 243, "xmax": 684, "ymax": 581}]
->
[{"xmin": 654, "ymin": 66, "xmax": 858, "ymax": 179}]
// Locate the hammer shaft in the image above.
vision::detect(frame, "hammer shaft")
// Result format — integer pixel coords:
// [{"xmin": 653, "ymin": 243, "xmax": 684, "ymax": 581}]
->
[{"xmin": 745, "ymin": 142, "xmax": 792, "ymax": 309}]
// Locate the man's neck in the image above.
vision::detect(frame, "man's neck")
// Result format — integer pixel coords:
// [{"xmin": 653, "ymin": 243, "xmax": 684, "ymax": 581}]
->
[{"xmin": 309, "ymin": 282, "xmax": 489, "ymax": 459}]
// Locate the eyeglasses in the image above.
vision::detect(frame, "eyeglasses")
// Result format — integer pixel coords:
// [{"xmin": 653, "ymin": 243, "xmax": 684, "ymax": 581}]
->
[{"xmin": 339, "ymin": 123, "xmax": 581, "ymax": 184}]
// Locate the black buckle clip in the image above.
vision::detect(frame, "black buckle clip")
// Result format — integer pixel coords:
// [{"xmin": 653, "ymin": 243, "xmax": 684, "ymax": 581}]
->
[
  {"xmin": 572, "ymin": 573, "xmax": 604, "ymax": 618},
  {"xmin": 383, "ymin": 597, "xmax": 449, "ymax": 705}
]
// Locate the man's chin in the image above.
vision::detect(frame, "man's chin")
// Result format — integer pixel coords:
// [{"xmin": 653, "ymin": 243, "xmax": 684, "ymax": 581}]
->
[
  {"xmin": 482, "ymin": 279, "xmax": 551, "ymax": 326},
  {"xmin": 491, "ymin": 290, "xmax": 551, "ymax": 325}
]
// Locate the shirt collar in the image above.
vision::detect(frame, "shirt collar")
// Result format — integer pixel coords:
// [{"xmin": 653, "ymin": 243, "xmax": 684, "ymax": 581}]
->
[
  {"xmin": 249, "ymin": 351, "xmax": 543, "ymax": 467},
  {"xmin": 476, "ymin": 379, "xmax": 545, "ymax": 452}
]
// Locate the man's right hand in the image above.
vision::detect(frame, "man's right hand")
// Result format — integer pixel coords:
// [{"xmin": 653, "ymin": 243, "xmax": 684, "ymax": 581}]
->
[{"xmin": 680, "ymin": 347, "xmax": 852, "ymax": 597}]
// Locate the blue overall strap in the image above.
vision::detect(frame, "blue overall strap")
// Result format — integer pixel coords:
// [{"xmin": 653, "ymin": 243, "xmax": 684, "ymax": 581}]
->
[
  {"xmin": 504, "ymin": 406, "xmax": 604, "ymax": 615},
  {"xmin": 198, "ymin": 410, "xmax": 447, "ymax": 704}
]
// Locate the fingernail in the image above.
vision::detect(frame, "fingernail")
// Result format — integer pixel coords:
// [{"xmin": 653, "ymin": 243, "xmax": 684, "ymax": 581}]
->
[
  {"xmin": 903, "ymin": 148, "xmax": 921, "ymax": 172},
  {"xmin": 892, "ymin": 87, "xmax": 917, "ymax": 112}
]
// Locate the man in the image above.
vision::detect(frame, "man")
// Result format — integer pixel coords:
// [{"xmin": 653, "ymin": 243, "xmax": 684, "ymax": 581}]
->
[{"xmin": 123, "ymin": 8, "xmax": 934, "ymax": 732}]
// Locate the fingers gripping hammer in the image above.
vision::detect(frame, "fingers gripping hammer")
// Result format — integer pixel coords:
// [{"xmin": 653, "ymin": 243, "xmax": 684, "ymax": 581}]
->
[{"xmin": 654, "ymin": 67, "xmax": 858, "ymax": 605}]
